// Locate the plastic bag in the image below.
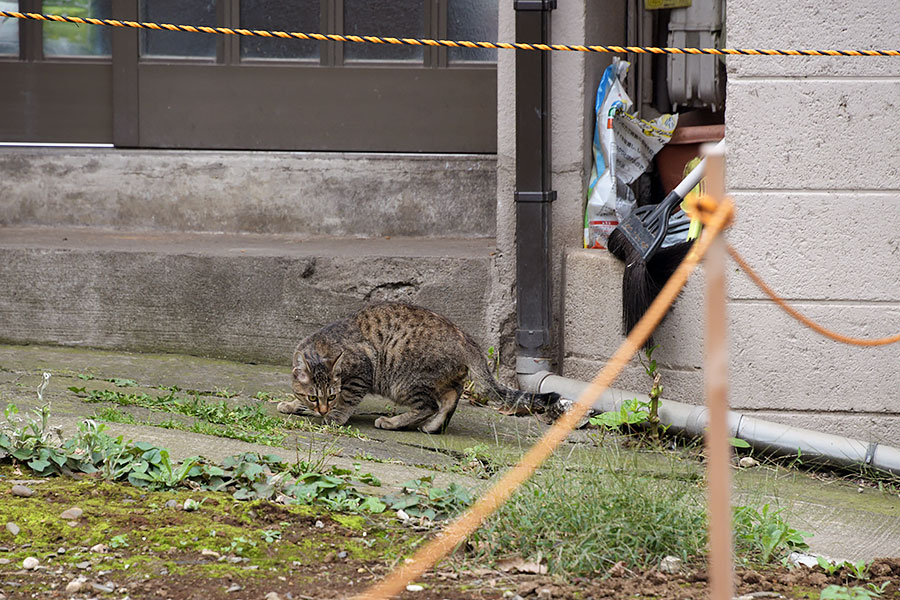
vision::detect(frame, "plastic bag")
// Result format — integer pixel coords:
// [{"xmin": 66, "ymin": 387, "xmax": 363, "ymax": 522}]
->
[{"xmin": 583, "ymin": 58, "xmax": 678, "ymax": 249}]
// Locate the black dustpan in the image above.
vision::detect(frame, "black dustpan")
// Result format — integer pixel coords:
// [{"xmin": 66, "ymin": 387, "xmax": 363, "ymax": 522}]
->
[{"xmin": 616, "ymin": 139, "xmax": 725, "ymax": 263}]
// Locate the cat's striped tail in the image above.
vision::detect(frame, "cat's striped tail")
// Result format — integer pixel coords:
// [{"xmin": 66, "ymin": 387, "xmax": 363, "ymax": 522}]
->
[{"xmin": 467, "ymin": 354, "xmax": 561, "ymax": 416}]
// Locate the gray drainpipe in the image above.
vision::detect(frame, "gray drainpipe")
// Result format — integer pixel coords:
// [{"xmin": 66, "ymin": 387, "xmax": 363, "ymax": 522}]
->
[
  {"xmin": 513, "ymin": 0, "xmax": 557, "ymax": 378},
  {"xmin": 519, "ymin": 371, "xmax": 900, "ymax": 476}
]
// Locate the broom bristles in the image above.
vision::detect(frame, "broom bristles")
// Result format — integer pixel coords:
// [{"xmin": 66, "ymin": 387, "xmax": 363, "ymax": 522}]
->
[{"xmin": 607, "ymin": 229, "xmax": 692, "ymax": 347}]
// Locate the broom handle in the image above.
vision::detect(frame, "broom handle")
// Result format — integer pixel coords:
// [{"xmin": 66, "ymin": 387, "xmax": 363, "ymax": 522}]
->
[{"xmin": 672, "ymin": 139, "xmax": 726, "ymax": 198}]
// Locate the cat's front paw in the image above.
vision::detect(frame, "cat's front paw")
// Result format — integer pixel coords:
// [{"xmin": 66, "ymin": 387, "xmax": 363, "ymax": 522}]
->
[
  {"xmin": 323, "ymin": 412, "xmax": 351, "ymax": 427},
  {"xmin": 276, "ymin": 400, "xmax": 305, "ymax": 414},
  {"xmin": 374, "ymin": 416, "xmax": 394, "ymax": 430}
]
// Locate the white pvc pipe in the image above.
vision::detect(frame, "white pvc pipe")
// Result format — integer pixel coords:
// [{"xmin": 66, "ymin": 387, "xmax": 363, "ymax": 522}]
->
[{"xmin": 519, "ymin": 371, "xmax": 900, "ymax": 475}]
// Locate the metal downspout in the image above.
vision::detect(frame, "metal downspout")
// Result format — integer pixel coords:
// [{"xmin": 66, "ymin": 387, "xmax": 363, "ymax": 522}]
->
[
  {"xmin": 513, "ymin": 0, "xmax": 557, "ymax": 378},
  {"xmin": 518, "ymin": 371, "xmax": 900, "ymax": 476}
]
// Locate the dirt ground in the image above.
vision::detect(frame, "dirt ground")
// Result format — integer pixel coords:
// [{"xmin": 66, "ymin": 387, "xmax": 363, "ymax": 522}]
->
[{"xmin": 2, "ymin": 470, "xmax": 899, "ymax": 600}]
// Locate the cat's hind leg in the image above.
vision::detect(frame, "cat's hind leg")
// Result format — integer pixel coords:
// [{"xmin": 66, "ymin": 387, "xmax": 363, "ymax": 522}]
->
[
  {"xmin": 374, "ymin": 385, "xmax": 440, "ymax": 431},
  {"xmin": 419, "ymin": 386, "xmax": 461, "ymax": 434}
]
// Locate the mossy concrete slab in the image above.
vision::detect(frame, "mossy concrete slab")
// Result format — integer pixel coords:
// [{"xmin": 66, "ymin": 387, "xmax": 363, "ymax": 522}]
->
[{"xmin": 2, "ymin": 344, "xmax": 900, "ymax": 562}]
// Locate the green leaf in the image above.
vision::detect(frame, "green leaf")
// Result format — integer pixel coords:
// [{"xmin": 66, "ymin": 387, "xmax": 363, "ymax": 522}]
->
[
  {"xmin": 108, "ymin": 378, "xmax": 138, "ymax": 388},
  {"xmin": 730, "ymin": 437, "xmax": 752, "ymax": 449},
  {"xmin": 233, "ymin": 487, "xmax": 255, "ymax": 500},
  {"xmin": 67, "ymin": 386, "xmax": 87, "ymax": 395},
  {"xmin": 28, "ymin": 458, "xmax": 52, "ymax": 473},
  {"xmin": 11, "ymin": 448, "xmax": 33, "ymax": 461},
  {"xmin": 359, "ymin": 496, "xmax": 387, "ymax": 513}
]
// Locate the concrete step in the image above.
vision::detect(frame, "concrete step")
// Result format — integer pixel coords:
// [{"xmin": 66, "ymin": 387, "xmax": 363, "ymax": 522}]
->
[
  {"xmin": 0, "ymin": 226, "xmax": 497, "ymax": 365},
  {"xmin": 0, "ymin": 149, "xmax": 496, "ymax": 238}
]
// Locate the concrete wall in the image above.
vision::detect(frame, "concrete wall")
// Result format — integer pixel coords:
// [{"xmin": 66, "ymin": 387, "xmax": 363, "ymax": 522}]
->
[
  {"xmin": 723, "ymin": 0, "xmax": 900, "ymax": 442},
  {"xmin": 0, "ymin": 150, "xmax": 496, "ymax": 238},
  {"xmin": 560, "ymin": 1, "xmax": 900, "ymax": 445}
]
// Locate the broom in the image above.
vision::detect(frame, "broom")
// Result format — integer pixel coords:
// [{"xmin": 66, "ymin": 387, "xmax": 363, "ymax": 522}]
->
[{"xmin": 606, "ymin": 139, "xmax": 724, "ymax": 344}]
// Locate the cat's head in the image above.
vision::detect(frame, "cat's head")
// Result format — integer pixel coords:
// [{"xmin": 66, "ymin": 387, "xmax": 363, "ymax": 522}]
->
[{"xmin": 291, "ymin": 351, "xmax": 344, "ymax": 416}]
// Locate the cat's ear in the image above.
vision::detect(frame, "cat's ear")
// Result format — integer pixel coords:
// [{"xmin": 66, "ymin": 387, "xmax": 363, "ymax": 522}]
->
[
  {"xmin": 329, "ymin": 352, "xmax": 344, "ymax": 375},
  {"xmin": 292, "ymin": 365, "xmax": 310, "ymax": 384},
  {"xmin": 293, "ymin": 354, "xmax": 311, "ymax": 384}
]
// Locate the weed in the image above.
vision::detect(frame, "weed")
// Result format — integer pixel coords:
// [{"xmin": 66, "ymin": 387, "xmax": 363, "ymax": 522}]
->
[
  {"xmin": 589, "ymin": 397, "xmax": 653, "ymax": 429},
  {"xmin": 820, "ymin": 582, "xmax": 890, "ymax": 600},
  {"xmin": 818, "ymin": 556, "xmax": 844, "ymax": 576},
  {"xmin": 732, "ymin": 504, "xmax": 810, "ymax": 564},
  {"xmin": 260, "ymin": 529, "xmax": 282, "ymax": 543},
  {"xmin": 638, "ymin": 345, "xmax": 663, "ymax": 436},
  {"xmin": 383, "ymin": 476, "xmax": 473, "ymax": 521},
  {"xmin": 468, "ymin": 451, "xmax": 809, "ymax": 575},
  {"xmin": 68, "ymin": 386, "xmax": 366, "ymax": 445},
  {"xmin": 817, "ymin": 558, "xmax": 876, "ymax": 583},
  {"xmin": 588, "ymin": 346, "xmax": 668, "ymax": 439}
]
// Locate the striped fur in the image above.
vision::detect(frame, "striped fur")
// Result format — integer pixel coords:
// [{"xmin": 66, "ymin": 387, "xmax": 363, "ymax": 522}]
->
[{"xmin": 278, "ymin": 302, "xmax": 559, "ymax": 434}]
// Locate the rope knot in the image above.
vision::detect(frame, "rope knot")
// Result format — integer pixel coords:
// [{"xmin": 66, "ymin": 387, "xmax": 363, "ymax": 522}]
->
[{"xmin": 683, "ymin": 193, "xmax": 735, "ymax": 229}]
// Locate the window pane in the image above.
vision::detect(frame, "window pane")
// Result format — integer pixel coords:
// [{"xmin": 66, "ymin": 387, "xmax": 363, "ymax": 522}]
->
[
  {"xmin": 0, "ymin": 1, "xmax": 18, "ymax": 56},
  {"xmin": 43, "ymin": 0, "xmax": 112, "ymax": 57},
  {"xmin": 240, "ymin": 0, "xmax": 318, "ymax": 61},
  {"xmin": 140, "ymin": 0, "xmax": 216, "ymax": 59},
  {"xmin": 344, "ymin": 0, "xmax": 423, "ymax": 63},
  {"xmin": 448, "ymin": 0, "xmax": 497, "ymax": 63}
]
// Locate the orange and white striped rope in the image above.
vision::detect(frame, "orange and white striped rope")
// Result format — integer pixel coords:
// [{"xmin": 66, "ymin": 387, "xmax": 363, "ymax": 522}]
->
[{"xmin": 2, "ymin": 11, "xmax": 899, "ymax": 56}]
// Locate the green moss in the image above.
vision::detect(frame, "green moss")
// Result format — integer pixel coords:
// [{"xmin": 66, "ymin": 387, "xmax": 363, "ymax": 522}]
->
[{"xmin": 332, "ymin": 514, "xmax": 365, "ymax": 530}]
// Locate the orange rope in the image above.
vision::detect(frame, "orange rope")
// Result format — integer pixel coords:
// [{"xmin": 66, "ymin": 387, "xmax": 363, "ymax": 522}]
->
[
  {"xmin": 353, "ymin": 197, "xmax": 736, "ymax": 600},
  {"xmin": 727, "ymin": 245, "xmax": 900, "ymax": 347}
]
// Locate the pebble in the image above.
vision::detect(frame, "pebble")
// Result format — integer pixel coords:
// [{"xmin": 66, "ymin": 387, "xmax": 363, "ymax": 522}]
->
[
  {"xmin": 11, "ymin": 485, "xmax": 33, "ymax": 498},
  {"xmin": 164, "ymin": 500, "xmax": 178, "ymax": 509},
  {"xmin": 265, "ymin": 593, "xmax": 282, "ymax": 600},
  {"xmin": 75, "ymin": 560, "xmax": 92, "ymax": 570},
  {"xmin": 315, "ymin": 520, "xmax": 325, "ymax": 528},
  {"xmin": 60, "ymin": 507, "xmax": 84, "ymax": 520},
  {"xmin": 738, "ymin": 457, "xmax": 759, "ymax": 468},
  {"xmin": 659, "ymin": 555, "xmax": 683, "ymax": 574},
  {"xmin": 90, "ymin": 543, "xmax": 108, "ymax": 553},
  {"xmin": 5, "ymin": 523, "xmax": 19, "ymax": 536},
  {"xmin": 396, "ymin": 509, "xmax": 411, "ymax": 521},
  {"xmin": 405, "ymin": 584, "xmax": 424, "ymax": 592},
  {"xmin": 91, "ymin": 582, "xmax": 115, "ymax": 593},
  {"xmin": 226, "ymin": 584, "xmax": 243, "ymax": 593},
  {"xmin": 65, "ymin": 578, "xmax": 86, "ymax": 594},
  {"xmin": 201, "ymin": 549, "xmax": 220, "ymax": 558},
  {"xmin": 22, "ymin": 556, "xmax": 39, "ymax": 570},
  {"xmin": 0, "ymin": 559, "xmax": 9, "ymax": 565},
  {"xmin": 337, "ymin": 551, "xmax": 348, "ymax": 559},
  {"xmin": 536, "ymin": 588, "xmax": 553, "ymax": 600},
  {"xmin": 57, "ymin": 547, "xmax": 66, "ymax": 554}
]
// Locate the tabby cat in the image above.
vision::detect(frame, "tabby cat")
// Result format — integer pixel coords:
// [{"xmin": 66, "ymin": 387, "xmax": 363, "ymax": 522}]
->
[{"xmin": 278, "ymin": 302, "xmax": 560, "ymax": 433}]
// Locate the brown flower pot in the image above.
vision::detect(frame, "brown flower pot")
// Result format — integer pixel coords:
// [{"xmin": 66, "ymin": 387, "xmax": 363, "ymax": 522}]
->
[{"xmin": 656, "ymin": 124, "xmax": 725, "ymax": 193}]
